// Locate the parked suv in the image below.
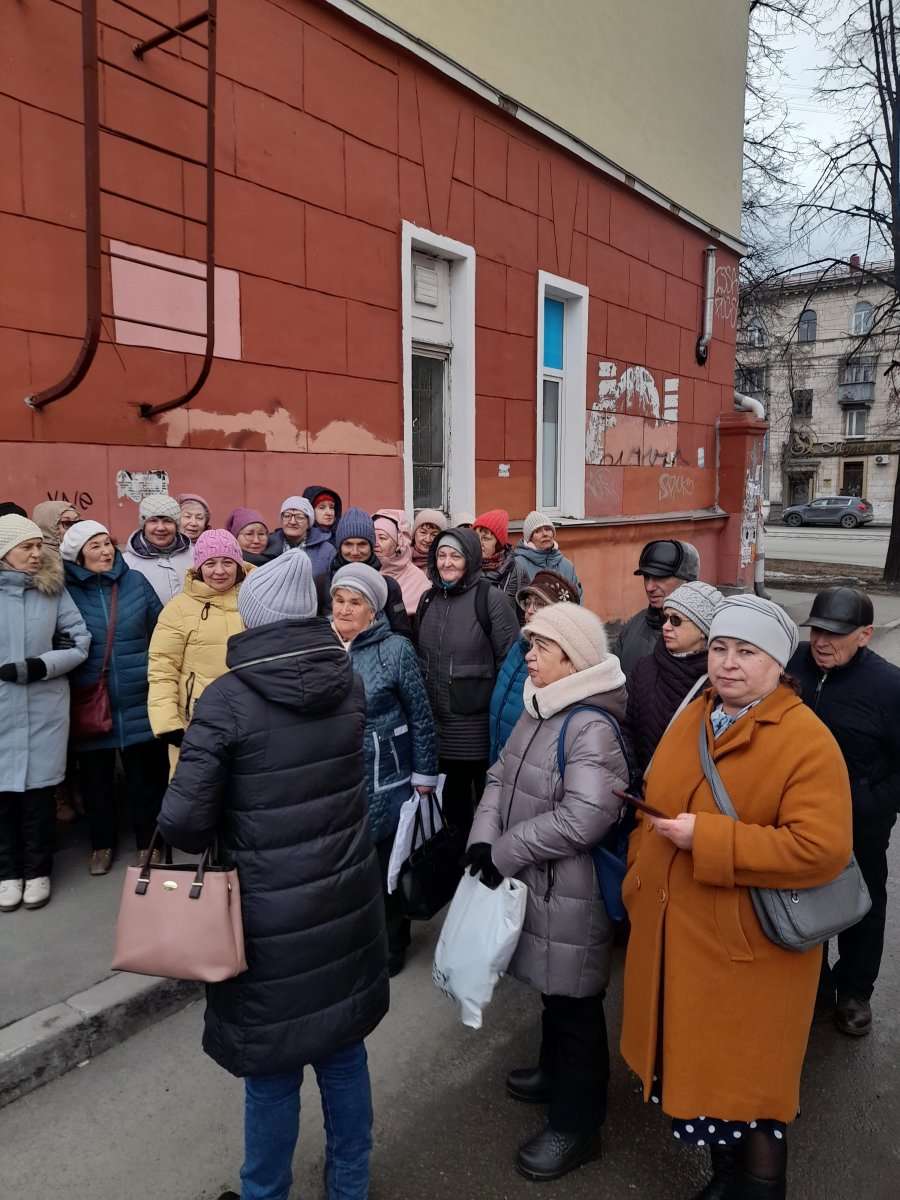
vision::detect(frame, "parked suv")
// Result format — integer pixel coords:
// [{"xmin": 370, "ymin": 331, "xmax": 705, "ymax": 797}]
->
[{"xmin": 781, "ymin": 496, "xmax": 874, "ymax": 528}]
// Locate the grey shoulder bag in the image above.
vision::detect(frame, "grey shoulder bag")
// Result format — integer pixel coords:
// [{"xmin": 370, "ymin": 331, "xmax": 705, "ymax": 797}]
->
[{"xmin": 698, "ymin": 722, "xmax": 871, "ymax": 954}]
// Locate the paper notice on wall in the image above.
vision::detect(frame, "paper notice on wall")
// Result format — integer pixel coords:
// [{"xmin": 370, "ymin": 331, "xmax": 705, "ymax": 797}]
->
[
  {"xmin": 498, "ymin": 463, "xmax": 510, "ymax": 478},
  {"xmin": 116, "ymin": 470, "xmax": 169, "ymax": 503},
  {"xmin": 697, "ymin": 448, "xmax": 705, "ymax": 468}
]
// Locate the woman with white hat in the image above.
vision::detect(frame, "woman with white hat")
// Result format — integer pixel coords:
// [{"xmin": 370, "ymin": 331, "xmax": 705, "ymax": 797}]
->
[
  {"xmin": 623, "ymin": 580, "xmax": 724, "ymax": 775},
  {"xmin": 261, "ymin": 496, "xmax": 336, "ymax": 575},
  {"xmin": 62, "ymin": 520, "xmax": 168, "ymax": 874},
  {"xmin": 622, "ymin": 595, "xmax": 853, "ymax": 1199},
  {"xmin": 330, "ymin": 562, "xmax": 437, "ymax": 976},
  {"xmin": 0, "ymin": 515, "xmax": 89, "ymax": 912},
  {"xmin": 122, "ymin": 494, "xmax": 194, "ymax": 604},
  {"xmin": 467, "ymin": 602, "xmax": 629, "ymax": 1182}
]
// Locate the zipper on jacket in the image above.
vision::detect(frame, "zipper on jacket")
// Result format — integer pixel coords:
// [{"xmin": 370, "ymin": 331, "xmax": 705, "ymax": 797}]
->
[
  {"xmin": 503, "ymin": 719, "xmax": 543, "ymax": 841},
  {"xmin": 812, "ymin": 672, "xmax": 827, "ymax": 711}
]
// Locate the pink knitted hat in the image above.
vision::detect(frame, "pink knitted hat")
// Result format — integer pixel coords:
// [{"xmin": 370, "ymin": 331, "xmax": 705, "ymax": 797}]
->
[{"xmin": 194, "ymin": 528, "xmax": 243, "ymax": 570}]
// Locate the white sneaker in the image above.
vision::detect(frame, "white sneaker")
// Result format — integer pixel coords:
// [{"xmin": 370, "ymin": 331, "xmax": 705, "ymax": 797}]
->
[
  {"xmin": 23, "ymin": 876, "xmax": 51, "ymax": 910},
  {"xmin": 0, "ymin": 879, "xmax": 24, "ymax": 913}
]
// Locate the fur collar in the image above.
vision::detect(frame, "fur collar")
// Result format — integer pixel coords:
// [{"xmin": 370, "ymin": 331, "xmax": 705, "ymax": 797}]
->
[
  {"xmin": 0, "ymin": 549, "xmax": 65, "ymax": 596},
  {"xmin": 523, "ymin": 656, "xmax": 626, "ymax": 719}
]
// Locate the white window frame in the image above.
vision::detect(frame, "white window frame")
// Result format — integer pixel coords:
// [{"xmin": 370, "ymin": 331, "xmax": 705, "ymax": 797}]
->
[
  {"xmin": 401, "ymin": 222, "xmax": 475, "ymax": 517},
  {"xmin": 536, "ymin": 271, "xmax": 588, "ymax": 519},
  {"xmin": 844, "ymin": 407, "xmax": 867, "ymax": 438},
  {"xmin": 852, "ymin": 301, "xmax": 873, "ymax": 336}
]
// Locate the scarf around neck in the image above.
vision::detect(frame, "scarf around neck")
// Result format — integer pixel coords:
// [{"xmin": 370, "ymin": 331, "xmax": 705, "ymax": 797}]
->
[{"xmin": 523, "ymin": 656, "xmax": 626, "ymax": 719}]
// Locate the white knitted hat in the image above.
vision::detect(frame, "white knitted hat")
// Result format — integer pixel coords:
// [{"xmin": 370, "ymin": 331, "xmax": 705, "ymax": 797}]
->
[
  {"xmin": 139, "ymin": 494, "xmax": 181, "ymax": 524},
  {"xmin": 524, "ymin": 603, "xmax": 609, "ymax": 672},
  {"xmin": 523, "ymin": 511, "xmax": 555, "ymax": 543},
  {"xmin": 0, "ymin": 516, "xmax": 43, "ymax": 562}
]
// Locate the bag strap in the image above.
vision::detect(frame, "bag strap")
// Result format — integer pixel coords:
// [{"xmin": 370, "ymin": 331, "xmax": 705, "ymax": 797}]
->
[
  {"xmin": 556, "ymin": 704, "xmax": 634, "ymax": 786},
  {"xmin": 100, "ymin": 582, "xmax": 119, "ymax": 678},
  {"xmin": 698, "ymin": 720, "xmax": 739, "ymax": 820}
]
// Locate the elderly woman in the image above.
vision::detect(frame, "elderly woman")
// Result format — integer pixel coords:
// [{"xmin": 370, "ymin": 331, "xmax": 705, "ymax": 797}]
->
[
  {"xmin": 148, "ymin": 529, "xmax": 251, "ymax": 757},
  {"xmin": 489, "ymin": 570, "xmax": 581, "ymax": 764},
  {"xmin": 372, "ymin": 509, "xmax": 430, "ymax": 617},
  {"xmin": 262, "ymin": 496, "xmax": 336, "ymax": 575},
  {"xmin": 224, "ymin": 507, "xmax": 270, "ymax": 566},
  {"xmin": 621, "ymin": 596, "xmax": 853, "ymax": 1200},
  {"xmin": 467, "ymin": 603, "xmax": 629, "ymax": 1182},
  {"xmin": 415, "ymin": 528, "xmax": 518, "ymax": 839},
  {"xmin": 123, "ymin": 495, "xmax": 194, "ymax": 604},
  {"xmin": 330, "ymin": 562, "xmax": 437, "ymax": 976},
  {"xmin": 474, "ymin": 508, "xmax": 526, "ymax": 606},
  {"xmin": 0, "ymin": 516, "xmax": 89, "ymax": 912},
  {"xmin": 410, "ymin": 508, "xmax": 448, "ymax": 570},
  {"xmin": 61, "ymin": 521, "xmax": 168, "ymax": 873},
  {"xmin": 177, "ymin": 493, "xmax": 211, "ymax": 544},
  {"xmin": 32, "ymin": 501, "xmax": 81, "ymax": 558},
  {"xmin": 622, "ymin": 580, "xmax": 723, "ymax": 775}
]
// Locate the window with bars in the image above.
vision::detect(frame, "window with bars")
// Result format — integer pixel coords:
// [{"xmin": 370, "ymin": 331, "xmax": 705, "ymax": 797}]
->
[{"xmin": 411, "ymin": 350, "xmax": 448, "ymax": 510}]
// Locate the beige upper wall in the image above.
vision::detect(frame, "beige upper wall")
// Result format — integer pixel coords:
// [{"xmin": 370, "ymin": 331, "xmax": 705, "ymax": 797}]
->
[{"xmin": 360, "ymin": 0, "xmax": 749, "ymax": 239}]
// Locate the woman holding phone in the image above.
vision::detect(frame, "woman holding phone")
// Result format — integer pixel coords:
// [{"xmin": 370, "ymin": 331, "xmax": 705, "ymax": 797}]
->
[{"xmin": 621, "ymin": 595, "xmax": 853, "ymax": 1200}]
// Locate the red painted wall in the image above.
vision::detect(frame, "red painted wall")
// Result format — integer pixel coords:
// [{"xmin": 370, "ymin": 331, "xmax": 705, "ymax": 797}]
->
[{"xmin": 0, "ymin": 0, "xmax": 745, "ymax": 616}]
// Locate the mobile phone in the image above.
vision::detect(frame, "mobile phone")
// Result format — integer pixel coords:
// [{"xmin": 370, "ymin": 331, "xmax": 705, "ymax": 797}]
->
[{"xmin": 612, "ymin": 788, "xmax": 668, "ymax": 820}]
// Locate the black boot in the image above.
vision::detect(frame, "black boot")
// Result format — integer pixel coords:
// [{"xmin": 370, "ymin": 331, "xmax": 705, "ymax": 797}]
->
[
  {"xmin": 692, "ymin": 1145, "xmax": 739, "ymax": 1198},
  {"xmin": 738, "ymin": 1174, "xmax": 786, "ymax": 1199},
  {"xmin": 515, "ymin": 1124, "xmax": 602, "ymax": 1181}
]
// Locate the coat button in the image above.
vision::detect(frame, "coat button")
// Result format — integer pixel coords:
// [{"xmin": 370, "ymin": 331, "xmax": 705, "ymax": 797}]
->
[{"xmin": 657, "ymin": 888, "xmax": 667, "ymax": 902}]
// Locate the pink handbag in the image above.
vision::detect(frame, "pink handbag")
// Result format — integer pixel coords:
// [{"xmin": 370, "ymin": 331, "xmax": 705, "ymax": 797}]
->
[{"xmin": 112, "ymin": 832, "xmax": 247, "ymax": 982}]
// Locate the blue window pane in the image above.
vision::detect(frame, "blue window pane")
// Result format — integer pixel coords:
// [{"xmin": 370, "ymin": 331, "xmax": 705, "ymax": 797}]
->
[{"xmin": 543, "ymin": 298, "xmax": 564, "ymax": 369}]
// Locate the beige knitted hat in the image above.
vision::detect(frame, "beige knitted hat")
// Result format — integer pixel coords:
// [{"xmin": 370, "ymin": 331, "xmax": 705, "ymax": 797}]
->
[{"xmin": 524, "ymin": 603, "xmax": 609, "ymax": 671}]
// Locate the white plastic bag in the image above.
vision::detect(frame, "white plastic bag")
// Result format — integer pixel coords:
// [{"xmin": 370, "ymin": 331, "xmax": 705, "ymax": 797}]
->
[
  {"xmin": 432, "ymin": 871, "xmax": 528, "ymax": 1029},
  {"xmin": 386, "ymin": 776, "xmax": 445, "ymax": 894}
]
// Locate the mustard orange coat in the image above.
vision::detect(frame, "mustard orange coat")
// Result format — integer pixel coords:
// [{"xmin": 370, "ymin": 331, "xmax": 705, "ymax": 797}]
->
[{"xmin": 620, "ymin": 684, "xmax": 852, "ymax": 1123}]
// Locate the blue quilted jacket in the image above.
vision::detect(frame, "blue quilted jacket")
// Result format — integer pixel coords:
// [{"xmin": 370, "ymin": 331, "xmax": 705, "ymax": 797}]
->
[
  {"xmin": 64, "ymin": 552, "xmax": 162, "ymax": 751},
  {"xmin": 346, "ymin": 612, "xmax": 438, "ymax": 842},
  {"xmin": 489, "ymin": 637, "xmax": 529, "ymax": 765}
]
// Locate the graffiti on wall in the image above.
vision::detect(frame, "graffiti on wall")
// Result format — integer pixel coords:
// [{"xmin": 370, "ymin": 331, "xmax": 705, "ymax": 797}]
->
[
  {"xmin": 586, "ymin": 362, "xmax": 687, "ymax": 468},
  {"xmin": 713, "ymin": 264, "xmax": 739, "ymax": 328}
]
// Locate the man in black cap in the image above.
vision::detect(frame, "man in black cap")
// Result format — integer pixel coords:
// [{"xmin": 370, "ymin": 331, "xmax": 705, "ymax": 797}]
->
[
  {"xmin": 788, "ymin": 586, "xmax": 900, "ymax": 1037},
  {"xmin": 615, "ymin": 539, "xmax": 701, "ymax": 678}
]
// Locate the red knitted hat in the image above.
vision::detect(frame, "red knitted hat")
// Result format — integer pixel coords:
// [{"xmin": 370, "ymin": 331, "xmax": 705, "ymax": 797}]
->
[{"xmin": 474, "ymin": 509, "xmax": 509, "ymax": 546}]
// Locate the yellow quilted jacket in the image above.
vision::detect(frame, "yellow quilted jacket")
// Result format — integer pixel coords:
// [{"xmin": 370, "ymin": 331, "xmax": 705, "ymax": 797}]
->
[{"xmin": 147, "ymin": 566, "xmax": 253, "ymax": 735}]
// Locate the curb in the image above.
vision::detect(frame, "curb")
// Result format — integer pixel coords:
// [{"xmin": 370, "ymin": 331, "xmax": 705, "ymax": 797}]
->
[{"xmin": 0, "ymin": 973, "xmax": 201, "ymax": 1109}]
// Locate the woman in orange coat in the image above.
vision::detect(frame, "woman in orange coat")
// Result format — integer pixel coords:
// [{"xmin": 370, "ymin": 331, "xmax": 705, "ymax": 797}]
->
[{"xmin": 621, "ymin": 596, "xmax": 852, "ymax": 1200}]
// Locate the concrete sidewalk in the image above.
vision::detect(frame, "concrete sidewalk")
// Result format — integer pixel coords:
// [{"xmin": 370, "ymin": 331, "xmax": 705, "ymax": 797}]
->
[{"xmin": 2, "ymin": 582, "xmax": 899, "ymax": 1111}]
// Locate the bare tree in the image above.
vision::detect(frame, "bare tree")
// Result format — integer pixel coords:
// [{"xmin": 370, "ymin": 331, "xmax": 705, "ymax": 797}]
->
[{"xmin": 796, "ymin": 0, "xmax": 900, "ymax": 581}]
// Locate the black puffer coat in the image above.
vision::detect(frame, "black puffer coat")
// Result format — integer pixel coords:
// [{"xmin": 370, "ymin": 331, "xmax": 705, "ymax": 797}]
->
[
  {"xmin": 622, "ymin": 637, "xmax": 708, "ymax": 772},
  {"xmin": 616, "ymin": 605, "xmax": 664, "ymax": 679},
  {"xmin": 414, "ymin": 529, "xmax": 518, "ymax": 761},
  {"xmin": 158, "ymin": 617, "xmax": 389, "ymax": 1078}
]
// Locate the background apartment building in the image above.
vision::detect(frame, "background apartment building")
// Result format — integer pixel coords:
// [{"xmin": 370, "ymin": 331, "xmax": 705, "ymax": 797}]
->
[{"xmin": 738, "ymin": 258, "xmax": 898, "ymax": 519}]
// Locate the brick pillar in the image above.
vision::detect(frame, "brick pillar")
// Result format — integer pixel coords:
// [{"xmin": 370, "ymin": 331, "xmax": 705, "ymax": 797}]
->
[{"xmin": 718, "ymin": 411, "xmax": 768, "ymax": 589}]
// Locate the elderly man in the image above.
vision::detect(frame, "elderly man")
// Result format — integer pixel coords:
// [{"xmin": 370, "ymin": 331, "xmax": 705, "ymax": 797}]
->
[
  {"xmin": 788, "ymin": 586, "xmax": 900, "ymax": 1037},
  {"xmin": 615, "ymin": 539, "xmax": 700, "ymax": 678}
]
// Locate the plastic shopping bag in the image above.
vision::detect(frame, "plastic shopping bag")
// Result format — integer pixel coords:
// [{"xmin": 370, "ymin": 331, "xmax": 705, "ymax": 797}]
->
[
  {"xmin": 432, "ymin": 871, "xmax": 528, "ymax": 1029},
  {"xmin": 386, "ymin": 776, "xmax": 445, "ymax": 894}
]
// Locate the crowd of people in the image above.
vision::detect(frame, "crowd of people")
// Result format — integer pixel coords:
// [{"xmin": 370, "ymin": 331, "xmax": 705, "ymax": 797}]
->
[{"xmin": 0, "ymin": 488, "xmax": 896, "ymax": 1200}]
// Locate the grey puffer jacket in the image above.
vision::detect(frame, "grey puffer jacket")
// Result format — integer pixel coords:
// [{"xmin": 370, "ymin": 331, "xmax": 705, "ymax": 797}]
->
[
  {"xmin": 415, "ymin": 529, "xmax": 518, "ymax": 761},
  {"xmin": 470, "ymin": 659, "xmax": 629, "ymax": 997}
]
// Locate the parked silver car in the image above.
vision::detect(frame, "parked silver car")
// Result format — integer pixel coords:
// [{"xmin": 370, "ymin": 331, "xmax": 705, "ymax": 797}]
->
[{"xmin": 781, "ymin": 496, "xmax": 874, "ymax": 529}]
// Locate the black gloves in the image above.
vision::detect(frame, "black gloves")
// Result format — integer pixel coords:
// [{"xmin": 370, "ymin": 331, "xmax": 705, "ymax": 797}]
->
[
  {"xmin": 465, "ymin": 842, "xmax": 503, "ymax": 890},
  {"xmin": 0, "ymin": 659, "xmax": 48, "ymax": 683},
  {"xmin": 52, "ymin": 630, "xmax": 76, "ymax": 650},
  {"xmin": 158, "ymin": 729, "xmax": 185, "ymax": 747}
]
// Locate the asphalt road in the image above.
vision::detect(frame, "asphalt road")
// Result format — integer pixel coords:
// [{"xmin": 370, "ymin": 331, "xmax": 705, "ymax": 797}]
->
[{"xmin": 766, "ymin": 525, "xmax": 889, "ymax": 568}]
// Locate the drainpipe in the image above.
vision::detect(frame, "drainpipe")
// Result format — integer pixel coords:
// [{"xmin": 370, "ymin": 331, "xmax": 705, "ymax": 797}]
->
[
  {"xmin": 734, "ymin": 390, "xmax": 771, "ymax": 596},
  {"xmin": 695, "ymin": 246, "xmax": 717, "ymax": 365}
]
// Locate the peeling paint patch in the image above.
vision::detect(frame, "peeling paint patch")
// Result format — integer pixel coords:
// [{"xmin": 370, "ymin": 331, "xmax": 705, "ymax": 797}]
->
[
  {"xmin": 158, "ymin": 407, "xmax": 309, "ymax": 452},
  {"xmin": 308, "ymin": 420, "xmax": 402, "ymax": 456}
]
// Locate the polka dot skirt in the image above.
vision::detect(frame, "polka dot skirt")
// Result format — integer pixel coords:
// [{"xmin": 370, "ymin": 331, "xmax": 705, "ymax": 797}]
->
[{"xmin": 649, "ymin": 1076, "xmax": 787, "ymax": 1146}]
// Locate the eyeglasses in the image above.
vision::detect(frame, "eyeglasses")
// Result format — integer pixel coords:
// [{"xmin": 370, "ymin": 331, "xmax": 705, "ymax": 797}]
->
[
  {"xmin": 281, "ymin": 512, "xmax": 306, "ymax": 524},
  {"xmin": 58, "ymin": 518, "xmax": 81, "ymax": 530},
  {"xmin": 662, "ymin": 612, "xmax": 684, "ymax": 627}
]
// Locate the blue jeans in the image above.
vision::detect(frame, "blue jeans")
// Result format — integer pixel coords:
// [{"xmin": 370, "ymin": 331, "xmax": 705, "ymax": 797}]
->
[{"xmin": 241, "ymin": 1042, "xmax": 373, "ymax": 1200}]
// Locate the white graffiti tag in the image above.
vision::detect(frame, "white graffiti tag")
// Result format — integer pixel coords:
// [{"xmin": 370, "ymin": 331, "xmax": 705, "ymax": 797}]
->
[
  {"xmin": 658, "ymin": 472, "xmax": 695, "ymax": 502},
  {"xmin": 713, "ymin": 264, "xmax": 739, "ymax": 327}
]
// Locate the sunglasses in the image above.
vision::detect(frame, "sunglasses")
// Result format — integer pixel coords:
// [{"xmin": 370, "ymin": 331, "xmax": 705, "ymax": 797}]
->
[
  {"xmin": 58, "ymin": 518, "xmax": 81, "ymax": 530},
  {"xmin": 662, "ymin": 612, "xmax": 685, "ymax": 627}
]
